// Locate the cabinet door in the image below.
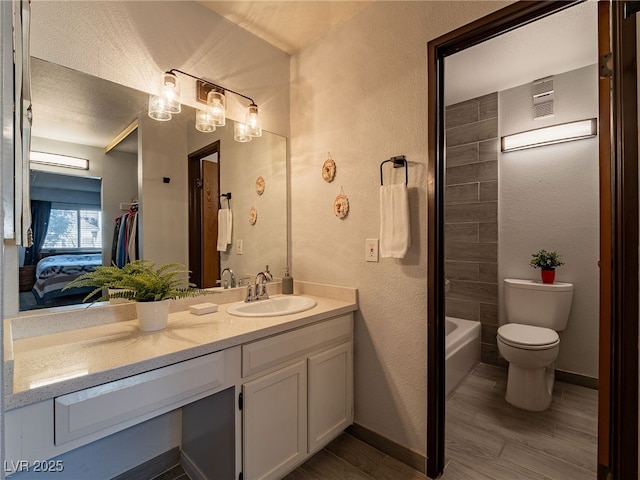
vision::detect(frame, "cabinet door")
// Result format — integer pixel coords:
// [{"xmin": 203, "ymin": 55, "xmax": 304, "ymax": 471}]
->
[
  {"xmin": 243, "ymin": 360, "xmax": 307, "ymax": 480},
  {"xmin": 307, "ymin": 342, "xmax": 353, "ymax": 453}
]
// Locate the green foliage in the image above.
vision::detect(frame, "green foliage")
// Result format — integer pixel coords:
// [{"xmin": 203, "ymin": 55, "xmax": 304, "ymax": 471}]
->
[
  {"xmin": 530, "ymin": 249, "xmax": 565, "ymax": 270},
  {"xmin": 63, "ymin": 260, "xmax": 205, "ymax": 303}
]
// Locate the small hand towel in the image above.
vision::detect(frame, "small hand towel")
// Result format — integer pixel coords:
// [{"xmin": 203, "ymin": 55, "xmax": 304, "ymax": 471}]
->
[
  {"xmin": 217, "ymin": 208, "xmax": 233, "ymax": 252},
  {"xmin": 225, "ymin": 208, "xmax": 233, "ymax": 245},
  {"xmin": 380, "ymin": 184, "xmax": 411, "ymax": 258}
]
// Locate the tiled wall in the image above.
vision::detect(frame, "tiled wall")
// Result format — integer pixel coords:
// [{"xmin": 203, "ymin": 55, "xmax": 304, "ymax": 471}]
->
[{"xmin": 445, "ymin": 92, "xmax": 504, "ymax": 367}]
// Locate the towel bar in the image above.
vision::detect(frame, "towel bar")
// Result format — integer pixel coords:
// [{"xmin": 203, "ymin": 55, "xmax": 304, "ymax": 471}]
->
[
  {"xmin": 219, "ymin": 192, "xmax": 232, "ymax": 208},
  {"xmin": 380, "ymin": 155, "xmax": 408, "ymax": 186}
]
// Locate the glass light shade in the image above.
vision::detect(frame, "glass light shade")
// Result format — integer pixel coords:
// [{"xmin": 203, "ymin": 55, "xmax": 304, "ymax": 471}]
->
[
  {"xmin": 148, "ymin": 95, "xmax": 172, "ymax": 121},
  {"xmin": 246, "ymin": 104, "xmax": 262, "ymax": 137},
  {"xmin": 207, "ymin": 91, "xmax": 226, "ymax": 127},
  {"xmin": 195, "ymin": 109, "xmax": 216, "ymax": 133},
  {"xmin": 159, "ymin": 72, "xmax": 181, "ymax": 114},
  {"xmin": 234, "ymin": 121, "xmax": 252, "ymax": 143}
]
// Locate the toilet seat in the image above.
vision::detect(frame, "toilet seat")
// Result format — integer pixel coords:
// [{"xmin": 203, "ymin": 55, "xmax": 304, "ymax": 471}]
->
[{"xmin": 497, "ymin": 324, "xmax": 559, "ymax": 351}]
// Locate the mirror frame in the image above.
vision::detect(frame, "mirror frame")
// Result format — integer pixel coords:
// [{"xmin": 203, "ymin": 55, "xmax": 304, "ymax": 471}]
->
[{"xmin": 426, "ymin": 1, "xmax": 638, "ymax": 478}]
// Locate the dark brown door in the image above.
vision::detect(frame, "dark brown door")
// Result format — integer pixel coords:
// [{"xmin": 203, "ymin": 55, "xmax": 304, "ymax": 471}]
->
[
  {"xmin": 201, "ymin": 157, "xmax": 219, "ymax": 287},
  {"xmin": 188, "ymin": 141, "xmax": 221, "ymax": 288},
  {"xmin": 597, "ymin": 2, "xmax": 638, "ymax": 479}
]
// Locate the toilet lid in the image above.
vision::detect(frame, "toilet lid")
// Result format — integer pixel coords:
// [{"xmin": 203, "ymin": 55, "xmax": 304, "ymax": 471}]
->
[{"xmin": 497, "ymin": 324, "xmax": 559, "ymax": 350}]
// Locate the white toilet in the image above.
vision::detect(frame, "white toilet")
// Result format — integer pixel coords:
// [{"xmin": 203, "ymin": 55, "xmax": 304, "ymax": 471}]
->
[{"xmin": 497, "ymin": 278, "xmax": 573, "ymax": 411}]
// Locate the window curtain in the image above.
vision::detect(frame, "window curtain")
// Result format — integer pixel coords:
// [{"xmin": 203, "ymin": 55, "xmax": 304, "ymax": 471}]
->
[{"xmin": 24, "ymin": 200, "xmax": 51, "ymax": 265}]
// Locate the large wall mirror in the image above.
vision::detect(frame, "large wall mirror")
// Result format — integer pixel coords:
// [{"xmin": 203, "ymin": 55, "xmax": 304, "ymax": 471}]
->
[{"xmin": 14, "ymin": 57, "xmax": 287, "ymax": 313}]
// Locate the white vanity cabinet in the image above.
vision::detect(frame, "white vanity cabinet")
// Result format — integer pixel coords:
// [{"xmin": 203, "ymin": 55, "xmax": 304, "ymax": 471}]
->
[
  {"xmin": 5, "ymin": 347, "xmax": 241, "ymax": 474},
  {"xmin": 241, "ymin": 313, "xmax": 353, "ymax": 480}
]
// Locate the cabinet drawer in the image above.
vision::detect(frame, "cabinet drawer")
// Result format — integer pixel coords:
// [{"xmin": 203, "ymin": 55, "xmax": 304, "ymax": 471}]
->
[
  {"xmin": 242, "ymin": 314, "xmax": 352, "ymax": 378},
  {"xmin": 55, "ymin": 349, "xmax": 236, "ymax": 445}
]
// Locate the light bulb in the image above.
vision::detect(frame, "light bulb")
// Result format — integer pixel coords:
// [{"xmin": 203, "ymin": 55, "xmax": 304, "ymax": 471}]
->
[
  {"xmin": 234, "ymin": 121, "xmax": 252, "ymax": 143},
  {"xmin": 195, "ymin": 109, "xmax": 216, "ymax": 133},
  {"xmin": 246, "ymin": 103, "xmax": 262, "ymax": 137},
  {"xmin": 159, "ymin": 72, "xmax": 181, "ymax": 114},
  {"xmin": 207, "ymin": 91, "xmax": 226, "ymax": 127},
  {"xmin": 148, "ymin": 95, "xmax": 171, "ymax": 121}
]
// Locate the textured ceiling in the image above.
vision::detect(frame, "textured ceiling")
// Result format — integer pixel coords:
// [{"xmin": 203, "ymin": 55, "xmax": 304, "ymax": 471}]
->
[
  {"xmin": 31, "ymin": 57, "xmax": 145, "ymax": 154},
  {"xmin": 197, "ymin": 1, "xmax": 375, "ymax": 54}
]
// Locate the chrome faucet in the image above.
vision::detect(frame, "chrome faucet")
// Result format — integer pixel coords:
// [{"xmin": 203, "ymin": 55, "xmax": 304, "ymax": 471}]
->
[
  {"xmin": 243, "ymin": 271, "xmax": 271, "ymax": 302},
  {"xmin": 254, "ymin": 272, "xmax": 270, "ymax": 300},
  {"xmin": 221, "ymin": 268, "xmax": 236, "ymax": 289}
]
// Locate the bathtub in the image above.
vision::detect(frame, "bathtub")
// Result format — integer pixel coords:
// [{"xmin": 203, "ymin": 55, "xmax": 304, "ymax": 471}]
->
[{"xmin": 445, "ymin": 316, "xmax": 481, "ymax": 397}]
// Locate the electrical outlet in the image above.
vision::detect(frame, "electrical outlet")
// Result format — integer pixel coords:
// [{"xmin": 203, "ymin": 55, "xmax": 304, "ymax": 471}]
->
[
  {"xmin": 366, "ymin": 238, "xmax": 379, "ymax": 262},
  {"xmin": 236, "ymin": 239, "xmax": 243, "ymax": 255}
]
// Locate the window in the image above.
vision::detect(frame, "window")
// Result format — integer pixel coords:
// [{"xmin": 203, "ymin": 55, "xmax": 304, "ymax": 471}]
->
[{"xmin": 43, "ymin": 207, "xmax": 102, "ymax": 249}]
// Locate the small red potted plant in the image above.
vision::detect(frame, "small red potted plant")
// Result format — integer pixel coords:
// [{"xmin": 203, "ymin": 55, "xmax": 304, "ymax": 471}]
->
[{"xmin": 530, "ymin": 249, "xmax": 565, "ymax": 284}]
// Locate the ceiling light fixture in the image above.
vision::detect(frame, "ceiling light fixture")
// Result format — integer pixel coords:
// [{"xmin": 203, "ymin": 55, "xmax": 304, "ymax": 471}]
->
[
  {"xmin": 501, "ymin": 118, "xmax": 597, "ymax": 152},
  {"xmin": 30, "ymin": 151, "xmax": 89, "ymax": 170},
  {"xmin": 148, "ymin": 69, "xmax": 262, "ymax": 142}
]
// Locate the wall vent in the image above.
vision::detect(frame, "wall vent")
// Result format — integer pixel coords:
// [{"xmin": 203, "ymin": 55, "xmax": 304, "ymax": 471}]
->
[
  {"xmin": 533, "ymin": 101, "xmax": 554, "ymax": 119},
  {"xmin": 532, "ymin": 76, "xmax": 554, "ymax": 119},
  {"xmin": 533, "ymin": 77, "xmax": 554, "ymax": 98}
]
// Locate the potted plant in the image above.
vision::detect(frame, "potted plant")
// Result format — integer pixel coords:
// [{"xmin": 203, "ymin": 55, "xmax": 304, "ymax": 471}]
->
[
  {"xmin": 530, "ymin": 249, "xmax": 565, "ymax": 284},
  {"xmin": 63, "ymin": 260, "xmax": 204, "ymax": 331}
]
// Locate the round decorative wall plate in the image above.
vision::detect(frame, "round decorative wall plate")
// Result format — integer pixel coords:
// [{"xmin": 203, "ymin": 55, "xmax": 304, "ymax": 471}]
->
[
  {"xmin": 322, "ymin": 158, "xmax": 336, "ymax": 183},
  {"xmin": 333, "ymin": 193, "xmax": 349, "ymax": 219},
  {"xmin": 249, "ymin": 206, "xmax": 258, "ymax": 225},
  {"xmin": 255, "ymin": 176, "xmax": 265, "ymax": 195}
]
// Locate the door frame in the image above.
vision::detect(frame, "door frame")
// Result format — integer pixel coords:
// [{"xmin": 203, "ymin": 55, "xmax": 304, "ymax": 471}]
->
[
  {"xmin": 188, "ymin": 140, "xmax": 221, "ymax": 288},
  {"xmin": 426, "ymin": 1, "xmax": 638, "ymax": 478},
  {"xmin": 598, "ymin": 2, "xmax": 638, "ymax": 479}
]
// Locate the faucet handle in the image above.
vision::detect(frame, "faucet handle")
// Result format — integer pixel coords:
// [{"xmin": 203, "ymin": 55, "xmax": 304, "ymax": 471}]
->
[{"xmin": 245, "ymin": 284, "xmax": 254, "ymax": 302}]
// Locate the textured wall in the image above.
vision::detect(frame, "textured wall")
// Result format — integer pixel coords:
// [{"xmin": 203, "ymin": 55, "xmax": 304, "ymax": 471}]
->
[
  {"xmin": 290, "ymin": 0, "xmax": 511, "ymax": 455},
  {"xmin": 499, "ymin": 64, "xmax": 599, "ymax": 379},
  {"xmin": 444, "ymin": 93, "xmax": 501, "ymax": 366},
  {"xmin": 138, "ymin": 114, "xmax": 190, "ymax": 268},
  {"xmin": 187, "ymin": 123, "xmax": 288, "ymax": 280}
]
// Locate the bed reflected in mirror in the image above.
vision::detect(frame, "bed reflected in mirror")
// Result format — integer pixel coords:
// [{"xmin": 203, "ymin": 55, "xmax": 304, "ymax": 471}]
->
[{"xmin": 20, "ymin": 170, "xmax": 108, "ymax": 311}]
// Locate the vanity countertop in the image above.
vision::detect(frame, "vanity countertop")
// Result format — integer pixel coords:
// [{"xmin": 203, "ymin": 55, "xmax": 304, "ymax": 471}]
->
[{"xmin": 5, "ymin": 282, "xmax": 357, "ymax": 410}]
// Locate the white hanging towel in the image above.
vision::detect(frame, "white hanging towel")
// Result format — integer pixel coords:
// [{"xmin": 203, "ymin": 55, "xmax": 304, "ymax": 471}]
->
[
  {"xmin": 216, "ymin": 208, "xmax": 233, "ymax": 252},
  {"xmin": 379, "ymin": 184, "xmax": 411, "ymax": 258}
]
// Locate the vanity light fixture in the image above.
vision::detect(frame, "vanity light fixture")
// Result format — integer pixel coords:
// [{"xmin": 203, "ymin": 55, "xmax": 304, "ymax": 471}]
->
[
  {"xmin": 30, "ymin": 151, "xmax": 89, "ymax": 170},
  {"xmin": 501, "ymin": 118, "xmax": 597, "ymax": 152},
  {"xmin": 148, "ymin": 69, "xmax": 262, "ymax": 142}
]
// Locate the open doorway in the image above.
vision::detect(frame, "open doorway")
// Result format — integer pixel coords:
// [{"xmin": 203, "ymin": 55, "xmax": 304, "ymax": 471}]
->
[
  {"xmin": 188, "ymin": 141, "xmax": 221, "ymax": 288},
  {"xmin": 427, "ymin": 2, "xmax": 638, "ymax": 479}
]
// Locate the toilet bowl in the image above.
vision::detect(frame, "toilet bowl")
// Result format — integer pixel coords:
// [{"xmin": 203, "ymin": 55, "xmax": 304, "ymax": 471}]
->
[
  {"xmin": 497, "ymin": 279, "xmax": 573, "ymax": 411},
  {"xmin": 497, "ymin": 324, "xmax": 560, "ymax": 411}
]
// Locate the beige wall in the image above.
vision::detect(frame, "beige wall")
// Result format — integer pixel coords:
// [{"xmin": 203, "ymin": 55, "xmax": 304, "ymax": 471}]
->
[
  {"xmin": 188, "ymin": 122, "xmax": 288, "ymax": 281},
  {"xmin": 499, "ymin": 65, "xmax": 600, "ymax": 379},
  {"xmin": 290, "ymin": 0, "xmax": 510, "ymax": 455}
]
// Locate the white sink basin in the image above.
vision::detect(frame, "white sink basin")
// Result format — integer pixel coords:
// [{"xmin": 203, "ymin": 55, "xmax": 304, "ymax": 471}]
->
[{"xmin": 226, "ymin": 295, "xmax": 317, "ymax": 317}]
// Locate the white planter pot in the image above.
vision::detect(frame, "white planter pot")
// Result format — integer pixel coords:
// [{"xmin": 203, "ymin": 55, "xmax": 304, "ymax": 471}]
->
[{"xmin": 135, "ymin": 300, "xmax": 170, "ymax": 332}]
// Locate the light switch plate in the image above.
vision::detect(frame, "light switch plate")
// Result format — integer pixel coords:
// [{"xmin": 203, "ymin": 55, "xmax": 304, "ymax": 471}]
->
[
  {"xmin": 366, "ymin": 238, "xmax": 379, "ymax": 262},
  {"xmin": 236, "ymin": 239, "xmax": 243, "ymax": 255}
]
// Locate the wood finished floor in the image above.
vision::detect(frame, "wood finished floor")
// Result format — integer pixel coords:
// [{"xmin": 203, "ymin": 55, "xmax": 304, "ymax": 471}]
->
[
  {"xmin": 152, "ymin": 363, "xmax": 597, "ymax": 480},
  {"xmin": 151, "ymin": 433, "xmax": 427, "ymax": 480},
  {"xmin": 443, "ymin": 363, "xmax": 598, "ymax": 480}
]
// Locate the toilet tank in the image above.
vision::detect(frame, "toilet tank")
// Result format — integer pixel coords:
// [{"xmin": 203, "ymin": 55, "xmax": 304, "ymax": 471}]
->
[{"xmin": 504, "ymin": 278, "xmax": 573, "ymax": 330}]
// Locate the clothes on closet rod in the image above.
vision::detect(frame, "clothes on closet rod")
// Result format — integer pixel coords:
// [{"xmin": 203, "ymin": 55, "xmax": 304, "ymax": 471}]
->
[{"xmin": 111, "ymin": 205, "xmax": 139, "ymax": 267}]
